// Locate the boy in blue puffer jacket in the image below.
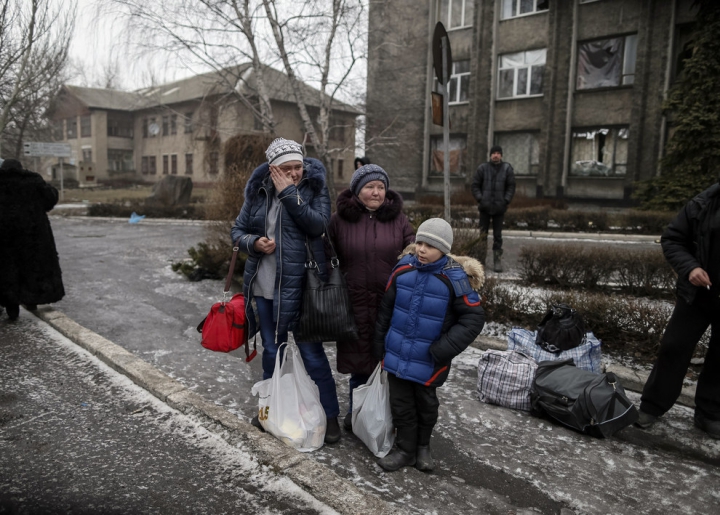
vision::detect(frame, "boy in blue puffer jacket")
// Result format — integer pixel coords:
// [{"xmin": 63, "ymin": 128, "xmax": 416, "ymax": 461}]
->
[{"xmin": 373, "ymin": 218, "xmax": 485, "ymax": 472}]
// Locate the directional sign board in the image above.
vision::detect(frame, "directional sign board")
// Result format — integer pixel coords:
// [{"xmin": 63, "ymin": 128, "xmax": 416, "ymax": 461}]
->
[{"xmin": 23, "ymin": 142, "xmax": 72, "ymax": 158}]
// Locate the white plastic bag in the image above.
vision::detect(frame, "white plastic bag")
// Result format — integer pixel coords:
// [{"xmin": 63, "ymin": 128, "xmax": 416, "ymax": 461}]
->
[
  {"xmin": 351, "ymin": 363, "xmax": 394, "ymax": 458},
  {"xmin": 250, "ymin": 343, "xmax": 326, "ymax": 452}
]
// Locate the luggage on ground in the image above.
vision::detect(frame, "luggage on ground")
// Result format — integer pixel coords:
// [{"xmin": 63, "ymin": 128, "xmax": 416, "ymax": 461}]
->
[
  {"xmin": 530, "ymin": 359, "xmax": 639, "ymax": 438},
  {"xmin": 477, "ymin": 350, "xmax": 537, "ymax": 412},
  {"xmin": 536, "ymin": 303, "xmax": 586, "ymax": 353},
  {"xmin": 508, "ymin": 327, "xmax": 602, "ymax": 373}
]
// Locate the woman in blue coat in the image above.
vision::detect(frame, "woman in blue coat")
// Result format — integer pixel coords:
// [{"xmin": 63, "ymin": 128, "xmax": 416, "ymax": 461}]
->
[{"xmin": 231, "ymin": 138, "xmax": 341, "ymax": 443}]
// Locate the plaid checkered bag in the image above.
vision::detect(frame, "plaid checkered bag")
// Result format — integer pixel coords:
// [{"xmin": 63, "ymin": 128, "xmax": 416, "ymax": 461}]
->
[
  {"xmin": 477, "ymin": 350, "xmax": 537, "ymax": 411},
  {"xmin": 507, "ymin": 328, "xmax": 602, "ymax": 373}
]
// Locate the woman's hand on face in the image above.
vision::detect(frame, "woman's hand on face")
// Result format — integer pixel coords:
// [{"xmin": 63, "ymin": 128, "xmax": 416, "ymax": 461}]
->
[
  {"xmin": 254, "ymin": 237, "xmax": 276, "ymax": 255},
  {"xmin": 269, "ymin": 164, "xmax": 294, "ymax": 192}
]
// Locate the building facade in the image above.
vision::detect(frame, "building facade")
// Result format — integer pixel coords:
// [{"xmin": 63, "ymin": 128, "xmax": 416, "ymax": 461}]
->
[
  {"xmin": 366, "ymin": 0, "xmax": 697, "ymax": 202},
  {"xmin": 46, "ymin": 66, "xmax": 358, "ymax": 186}
]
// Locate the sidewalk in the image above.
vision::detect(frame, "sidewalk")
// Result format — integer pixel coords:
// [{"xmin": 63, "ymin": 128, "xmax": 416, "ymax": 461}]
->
[{"xmin": 0, "ymin": 307, "xmax": 399, "ymax": 515}]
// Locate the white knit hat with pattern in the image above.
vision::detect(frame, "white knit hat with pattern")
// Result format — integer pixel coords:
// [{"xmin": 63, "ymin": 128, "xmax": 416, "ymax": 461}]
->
[{"xmin": 265, "ymin": 137, "xmax": 304, "ymax": 166}]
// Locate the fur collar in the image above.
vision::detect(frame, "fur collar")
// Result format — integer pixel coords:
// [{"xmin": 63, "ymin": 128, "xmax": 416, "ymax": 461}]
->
[
  {"xmin": 335, "ymin": 188, "xmax": 405, "ymax": 223},
  {"xmin": 399, "ymin": 243, "xmax": 485, "ymax": 291},
  {"xmin": 244, "ymin": 157, "xmax": 326, "ymax": 203}
]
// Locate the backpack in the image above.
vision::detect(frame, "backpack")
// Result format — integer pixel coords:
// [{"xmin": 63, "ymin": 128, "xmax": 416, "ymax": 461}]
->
[
  {"xmin": 197, "ymin": 293, "xmax": 256, "ymax": 361},
  {"xmin": 536, "ymin": 304, "xmax": 586, "ymax": 353},
  {"xmin": 477, "ymin": 350, "xmax": 537, "ymax": 412},
  {"xmin": 530, "ymin": 359, "xmax": 639, "ymax": 438}
]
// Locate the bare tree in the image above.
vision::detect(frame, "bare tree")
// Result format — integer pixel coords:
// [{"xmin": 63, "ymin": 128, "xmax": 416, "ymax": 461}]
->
[{"xmin": 0, "ymin": 0, "xmax": 75, "ymax": 158}]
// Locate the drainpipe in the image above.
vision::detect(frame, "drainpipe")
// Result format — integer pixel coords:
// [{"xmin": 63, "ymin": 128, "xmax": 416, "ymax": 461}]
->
[
  {"xmin": 560, "ymin": 0, "xmax": 579, "ymax": 196},
  {"xmin": 656, "ymin": 0, "xmax": 676, "ymax": 177},
  {"xmin": 487, "ymin": 0, "xmax": 499, "ymax": 153},
  {"xmin": 421, "ymin": 0, "xmax": 436, "ymax": 190}
]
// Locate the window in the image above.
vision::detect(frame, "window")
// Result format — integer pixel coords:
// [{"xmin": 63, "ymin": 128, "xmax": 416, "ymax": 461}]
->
[
  {"xmin": 143, "ymin": 118, "xmax": 149, "ymax": 138},
  {"xmin": 570, "ymin": 127, "xmax": 628, "ymax": 176},
  {"xmin": 184, "ymin": 112, "xmax": 194, "ymax": 133},
  {"xmin": 185, "ymin": 153, "xmax": 193, "ymax": 175},
  {"xmin": 66, "ymin": 117, "xmax": 77, "ymax": 139},
  {"xmin": 107, "ymin": 149, "xmax": 134, "ymax": 172},
  {"xmin": 171, "ymin": 154, "xmax": 178, "ymax": 175},
  {"xmin": 337, "ymin": 159, "xmax": 344, "ymax": 179},
  {"xmin": 82, "ymin": 148, "xmax": 92, "ymax": 163},
  {"xmin": 53, "ymin": 120, "xmax": 64, "ymax": 141},
  {"xmin": 494, "ymin": 132, "xmax": 540, "ymax": 175},
  {"xmin": 141, "ymin": 156, "xmax": 149, "ymax": 175},
  {"xmin": 80, "ymin": 115, "xmax": 91, "ymax": 137},
  {"xmin": 498, "ymin": 49, "xmax": 546, "ymax": 98},
  {"xmin": 439, "ymin": 0, "xmax": 474, "ymax": 29},
  {"xmin": 149, "ymin": 156, "xmax": 157, "ymax": 175},
  {"xmin": 170, "ymin": 114, "xmax": 177, "ymax": 135},
  {"xmin": 330, "ymin": 117, "xmax": 348, "ymax": 141},
  {"xmin": 448, "ymin": 60, "xmax": 470, "ymax": 104},
  {"xmin": 162, "ymin": 115, "xmax": 169, "ymax": 136},
  {"xmin": 501, "ymin": 0, "xmax": 548, "ymax": 20},
  {"xmin": 430, "ymin": 135, "xmax": 468, "ymax": 176},
  {"xmin": 148, "ymin": 117, "xmax": 158, "ymax": 137},
  {"xmin": 209, "ymin": 151, "xmax": 219, "ymax": 174},
  {"xmin": 107, "ymin": 114, "xmax": 134, "ymax": 138},
  {"xmin": 577, "ymin": 35, "xmax": 637, "ymax": 90},
  {"xmin": 162, "ymin": 155, "xmax": 169, "ymax": 175}
]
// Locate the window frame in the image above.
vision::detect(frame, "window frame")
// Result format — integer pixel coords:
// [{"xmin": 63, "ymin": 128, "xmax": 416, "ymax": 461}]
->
[
  {"xmin": 184, "ymin": 112, "xmax": 194, "ymax": 134},
  {"xmin": 501, "ymin": 0, "xmax": 549, "ymax": 21},
  {"xmin": 497, "ymin": 48, "xmax": 547, "ymax": 99},
  {"xmin": 162, "ymin": 154, "xmax": 169, "ymax": 175},
  {"xmin": 80, "ymin": 115, "xmax": 91, "ymax": 138},
  {"xmin": 429, "ymin": 134, "xmax": 469, "ymax": 177},
  {"xmin": 576, "ymin": 34, "xmax": 638, "ymax": 91},
  {"xmin": 569, "ymin": 126, "xmax": 629, "ymax": 177},
  {"xmin": 208, "ymin": 151, "xmax": 219, "ymax": 175},
  {"xmin": 448, "ymin": 60, "xmax": 471, "ymax": 104},
  {"xmin": 493, "ymin": 131, "xmax": 541, "ymax": 176},
  {"xmin": 185, "ymin": 153, "xmax": 193, "ymax": 175},
  {"xmin": 66, "ymin": 117, "xmax": 78, "ymax": 139},
  {"xmin": 171, "ymin": 154, "xmax": 178, "ymax": 175},
  {"xmin": 439, "ymin": 0, "xmax": 474, "ymax": 31}
]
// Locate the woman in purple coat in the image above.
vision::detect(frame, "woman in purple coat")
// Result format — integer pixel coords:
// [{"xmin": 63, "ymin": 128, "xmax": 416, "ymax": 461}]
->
[{"xmin": 327, "ymin": 164, "xmax": 415, "ymax": 430}]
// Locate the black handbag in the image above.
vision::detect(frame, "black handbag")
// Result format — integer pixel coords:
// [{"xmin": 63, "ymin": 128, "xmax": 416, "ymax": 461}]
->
[
  {"xmin": 535, "ymin": 303, "xmax": 586, "ymax": 353},
  {"xmin": 293, "ymin": 234, "xmax": 359, "ymax": 342}
]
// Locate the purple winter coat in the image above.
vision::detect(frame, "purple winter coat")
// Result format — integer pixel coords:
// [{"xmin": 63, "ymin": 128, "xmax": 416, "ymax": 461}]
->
[{"xmin": 327, "ymin": 189, "xmax": 415, "ymax": 375}]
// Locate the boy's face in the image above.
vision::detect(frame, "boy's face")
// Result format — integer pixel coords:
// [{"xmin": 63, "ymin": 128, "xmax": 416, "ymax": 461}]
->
[{"xmin": 416, "ymin": 241, "xmax": 444, "ymax": 264}]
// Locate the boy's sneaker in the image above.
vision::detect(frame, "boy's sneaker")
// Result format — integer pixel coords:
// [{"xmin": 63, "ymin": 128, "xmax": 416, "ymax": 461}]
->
[
  {"xmin": 635, "ymin": 410, "xmax": 658, "ymax": 429},
  {"xmin": 694, "ymin": 411, "xmax": 720, "ymax": 439}
]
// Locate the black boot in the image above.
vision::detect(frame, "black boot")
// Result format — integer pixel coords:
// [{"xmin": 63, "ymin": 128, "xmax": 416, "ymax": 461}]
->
[
  {"xmin": 378, "ymin": 430, "xmax": 416, "ymax": 471},
  {"xmin": 325, "ymin": 417, "xmax": 341, "ymax": 444},
  {"xmin": 415, "ymin": 445, "xmax": 434, "ymax": 472},
  {"xmin": 493, "ymin": 249, "xmax": 503, "ymax": 273},
  {"xmin": 250, "ymin": 415, "xmax": 266, "ymax": 432},
  {"xmin": 6, "ymin": 304, "xmax": 19, "ymax": 321},
  {"xmin": 343, "ymin": 412, "xmax": 353, "ymax": 431}
]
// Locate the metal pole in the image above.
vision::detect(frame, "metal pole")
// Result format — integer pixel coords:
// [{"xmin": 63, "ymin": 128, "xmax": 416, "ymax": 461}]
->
[
  {"xmin": 442, "ymin": 36, "xmax": 451, "ymax": 223},
  {"xmin": 59, "ymin": 157, "xmax": 64, "ymax": 202}
]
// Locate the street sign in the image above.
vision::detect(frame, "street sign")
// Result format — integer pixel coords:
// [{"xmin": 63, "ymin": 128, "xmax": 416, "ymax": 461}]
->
[
  {"xmin": 432, "ymin": 22, "xmax": 452, "ymax": 85},
  {"xmin": 23, "ymin": 142, "xmax": 72, "ymax": 158}
]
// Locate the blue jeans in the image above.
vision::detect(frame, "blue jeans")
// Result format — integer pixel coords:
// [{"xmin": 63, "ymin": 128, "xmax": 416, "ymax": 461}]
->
[
  {"xmin": 348, "ymin": 373, "xmax": 371, "ymax": 414},
  {"xmin": 255, "ymin": 297, "xmax": 339, "ymax": 418}
]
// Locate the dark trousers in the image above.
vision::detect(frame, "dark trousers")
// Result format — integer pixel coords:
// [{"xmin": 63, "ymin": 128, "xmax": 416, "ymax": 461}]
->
[
  {"xmin": 479, "ymin": 211, "xmax": 504, "ymax": 251},
  {"xmin": 640, "ymin": 293, "xmax": 720, "ymax": 420},
  {"xmin": 255, "ymin": 297, "xmax": 339, "ymax": 418},
  {"xmin": 388, "ymin": 373, "xmax": 439, "ymax": 452}
]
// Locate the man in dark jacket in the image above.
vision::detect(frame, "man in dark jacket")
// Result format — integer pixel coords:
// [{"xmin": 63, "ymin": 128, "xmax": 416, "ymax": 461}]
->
[
  {"xmin": 636, "ymin": 181, "xmax": 720, "ymax": 439},
  {"xmin": 471, "ymin": 145, "xmax": 516, "ymax": 273},
  {"xmin": 0, "ymin": 159, "xmax": 65, "ymax": 320}
]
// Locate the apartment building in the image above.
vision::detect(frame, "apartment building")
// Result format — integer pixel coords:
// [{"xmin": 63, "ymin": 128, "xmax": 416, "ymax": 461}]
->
[
  {"xmin": 46, "ymin": 65, "xmax": 358, "ymax": 186},
  {"xmin": 366, "ymin": 0, "xmax": 698, "ymax": 202}
]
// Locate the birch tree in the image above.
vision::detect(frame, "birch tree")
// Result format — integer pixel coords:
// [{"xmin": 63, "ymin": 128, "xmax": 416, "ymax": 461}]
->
[{"xmin": 0, "ymin": 0, "xmax": 74, "ymax": 158}]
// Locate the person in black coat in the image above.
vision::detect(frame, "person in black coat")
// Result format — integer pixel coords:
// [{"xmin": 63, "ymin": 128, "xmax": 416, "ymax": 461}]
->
[
  {"xmin": 471, "ymin": 145, "xmax": 515, "ymax": 273},
  {"xmin": 0, "ymin": 159, "xmax": 65, "ymax": 320},
  {"xmin": 636, "ymin": 181, "xmax": 720, "ymax": 439}
]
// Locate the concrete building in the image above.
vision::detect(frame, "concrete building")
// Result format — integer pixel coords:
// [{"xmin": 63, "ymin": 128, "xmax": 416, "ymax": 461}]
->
[
  {"xmin": 46, "ymin": 65, "xmax": 358, "ymax": 186},
  {"xmin": 366, "ymin": 0, "xmax": 698, "ymax": 202}
]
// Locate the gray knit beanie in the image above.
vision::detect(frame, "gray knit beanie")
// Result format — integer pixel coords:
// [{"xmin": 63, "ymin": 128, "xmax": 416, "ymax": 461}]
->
[
  {"xmin": 415, "ymin": 218, "xmax": 453, "ymax": 255},
  {"xmin": 350, "ymin": 164, "xmax": 389, "ymax": 196}
]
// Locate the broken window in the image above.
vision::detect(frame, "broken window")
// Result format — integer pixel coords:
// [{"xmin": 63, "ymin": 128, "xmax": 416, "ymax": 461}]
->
[
  {"xmin": 66, "ymin": 117, "xmax": 77, "ymax": 139},
  {"xmin": 570, "ymin": 127, "xmax": 629, "ymax": 176},
  {"xmin": 430, "ymin": 135, "xmax": 468, "ymax": 176},
  {"xmin": 108, "ymin": 113, "xmax": 134, "ymax": 138},
  {"xmin": 433, "ymin": 60, "xmax": 471, "ymax": 103},
  {"xmin": 501, "ymin": 0, "xmax": 548, "ymax": 20},
  {"xmin": 439, "ymin": 0, "xmax": 474, "ymax": 29},
  {"xmin": 494, "ymin": 132, "xmax": 540, "ymax": 175},
  {"xmin": 498, "ymin": 49, "xmax": 546, "ymax": 99},
  {"xmin": 80, "ymin": 115, "xmax": 91, "ymax": 138},
  {"xmin": 576, "ymin": 35, "xmax": 637, "ymax": 90}
]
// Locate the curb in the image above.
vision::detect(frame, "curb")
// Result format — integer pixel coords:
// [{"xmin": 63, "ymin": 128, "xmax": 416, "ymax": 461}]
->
[
  {"xmin": 469, "ymin": 335, "xmax": 696, "ymax": 408},
  {"xmin": 33, "ymin": 306, "xmax": 406, "ymax": 515}
]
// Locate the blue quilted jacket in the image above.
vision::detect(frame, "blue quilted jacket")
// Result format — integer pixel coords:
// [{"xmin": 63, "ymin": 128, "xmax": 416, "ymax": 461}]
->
[
  {"xmin": 231, "ymin": 158, "xmax": 331, "ymax": 338},
  {"xmin": 373, "ymin": 254, "xmax": 485, "ymax": 387}
]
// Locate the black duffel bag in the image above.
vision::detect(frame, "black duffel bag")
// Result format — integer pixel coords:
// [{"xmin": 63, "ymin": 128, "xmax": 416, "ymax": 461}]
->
[
  {"xmin": 530, "ymin": 359, "xmax": 639, "ymax": 438},
  {"xmin": 535, "ymin": 303, "xmax": 586, "ymax": 353}
]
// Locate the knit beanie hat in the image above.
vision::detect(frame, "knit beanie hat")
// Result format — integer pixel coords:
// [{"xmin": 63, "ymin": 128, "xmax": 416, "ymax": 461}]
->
[
  {"xmin": 416, "ymin": 218, "xmax": 453, "ymax": 255},
  {"xmin": 490, "ymin": 145, "xmax": 503, "ymax": 155},
  {"xmin": 350, "ymin": 164, "xmax": 389, "ymax": 196},
  {"xmin": 265, "ymin": 137, "xmax": 304, "ymax": 166}
]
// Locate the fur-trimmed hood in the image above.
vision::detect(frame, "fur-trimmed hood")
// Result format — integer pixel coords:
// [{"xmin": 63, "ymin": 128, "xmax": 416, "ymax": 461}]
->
[
  {"xmin": 244, "ymin": 157, "xmax": 326, "ymax": 203},
  {"xmin": 335, "ymin": 188, "xmax": 405, "ymax": 223},
  {"xmin": 399, "ymin": 243, "xmax": 485, "ymax": 291}
]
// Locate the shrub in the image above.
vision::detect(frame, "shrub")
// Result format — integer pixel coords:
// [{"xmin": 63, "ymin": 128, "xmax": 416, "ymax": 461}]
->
[
  {"xmin": 504, "ymin": 208, "xmax": 671, "ymax": 234},
  {"xmin": 171, "ymin": 236, "xmax": 246, "ymax": 282}
]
